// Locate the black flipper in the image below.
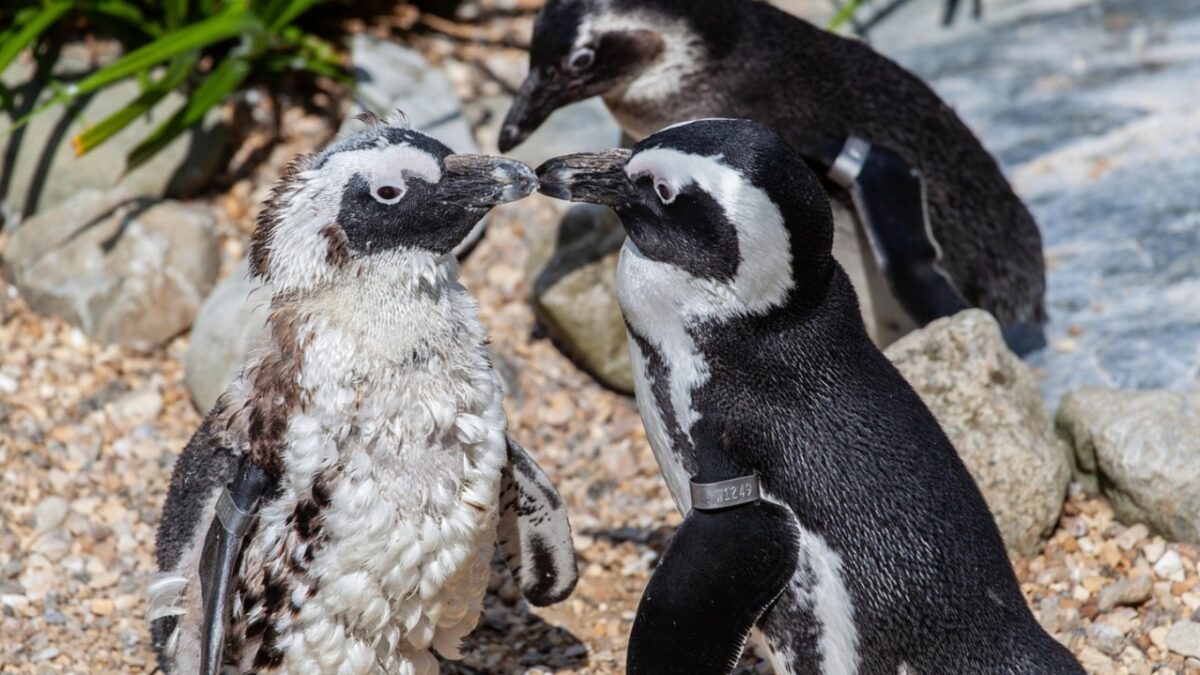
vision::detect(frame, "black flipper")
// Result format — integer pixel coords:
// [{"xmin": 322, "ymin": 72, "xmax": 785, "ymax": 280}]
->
[
  {"xmin": 827, "ymin": 136, "xmax": 970, "ymax": 326},
  {"xmin": 627, "ymin": 419, "xmax": 801, "ymax": 675},
  {"xmin": 497, "ymin": 436, "xmax": 579, "ymax": 606},
  {"xmin": 197, "ymin": 455, "xmax": 270, "ymax": 675},
  {"xmin": 626, "ymin": 502, "xmax": 800, "ymax": 674}
]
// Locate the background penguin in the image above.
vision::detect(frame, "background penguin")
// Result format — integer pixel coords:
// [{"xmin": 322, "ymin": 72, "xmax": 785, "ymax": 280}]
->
[
  {"xmin": 502, "ymin": 0, "xmax": 1048, "ymax": 354},
  {"xmin": 149, "ymin": 115, "xmax": 577, "ymax": 675},
  {"xmin": 536, "ymin": 119, "xmax": 1081, "ymax": 674}
]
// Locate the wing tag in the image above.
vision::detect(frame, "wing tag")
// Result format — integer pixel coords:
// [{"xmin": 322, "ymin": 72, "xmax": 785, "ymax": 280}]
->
[{"xmin": 689, "ymin": 475, "xmax": 760, "ymax": 511}]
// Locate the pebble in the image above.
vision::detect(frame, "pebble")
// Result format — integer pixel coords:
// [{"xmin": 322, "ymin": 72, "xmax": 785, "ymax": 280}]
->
[
  {"xmin": 34, "ymin": 496, "xmax": 69, "ymax": 531},
  {"xmin": 1167, "ymin": 621, "xmax": 1200, "ymax": 658},
  {"xmin": 1156, "ymin": 550, "xmax": 1186, "ymax": 581},
  {"xmin": 1098, "ymin": 575, "xmax": 1154, "ymax": 611},
  {"xmin": 1087, "ymin": 622, "xmax": 1126, "ymax": 655}
]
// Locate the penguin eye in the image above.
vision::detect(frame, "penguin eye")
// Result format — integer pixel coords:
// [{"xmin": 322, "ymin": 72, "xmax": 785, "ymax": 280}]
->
[
  {"xmin": 567, "ymin": 47, "xmax": 595, "ymax": 72},
  {"xmin": 654, "ymin": 181, "xmax": 676, "ymax": 205},
  {"xmin": 373, "ymin": 184, "xmax": 404, "ymax": 204}
]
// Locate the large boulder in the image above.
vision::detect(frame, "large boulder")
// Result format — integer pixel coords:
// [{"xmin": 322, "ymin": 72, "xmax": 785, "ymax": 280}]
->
[
  {"xmin": 528, "ymin": 204, "xmax": 632, "ymax": 393},
  {"xmin": 885, "ymin": 309, "xmax": 1071, "ymax": 555},
  {"xmin": 184, "ymin": 259, "xmax": 272, "ymax": 412},
  {"xmin": 1056, "ymin": 388, "xmax": 1200, "ymax": 544},
  {"xmin": 1, "ymin": 189, "xmax": 219, "ymax": 346},
  {"xmin": 1, "ymin": 43, "xmax": 225, "ymax": 227}
]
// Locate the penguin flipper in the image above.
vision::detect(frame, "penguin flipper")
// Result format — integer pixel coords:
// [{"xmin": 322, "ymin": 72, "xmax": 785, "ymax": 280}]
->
[
  {"xmin": 497, "ymin": 436, "xmax": 578, "ymax": 606},
  {"xmin": 820, "ymin": 136, "xmax": 970, "ymax": 326},
  {"xmin": 626, "ymin": 501, "xmax": 801, "ymax": 675},
  {"xmin": 196, "ymin": 456, "xmax": 270, "ymax": 675}
]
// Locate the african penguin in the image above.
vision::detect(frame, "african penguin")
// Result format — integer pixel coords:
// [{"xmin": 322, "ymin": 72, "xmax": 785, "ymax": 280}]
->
[
  {"xmin": 502, "ymin": 0, "xmax": 1048, "ymax": 354},
  {"xmin": 149, "ymin": 114, "xmax": 578, "ymax": 675},
  {"xmin": 536, "ymin": 119, "xmax": 1082, "ymax": 674}
]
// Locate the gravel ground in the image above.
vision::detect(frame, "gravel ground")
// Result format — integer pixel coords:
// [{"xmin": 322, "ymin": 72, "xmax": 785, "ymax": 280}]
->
[{"xmin": 3, "ymin": 5, "xmax": 1200, "ymax": 673}]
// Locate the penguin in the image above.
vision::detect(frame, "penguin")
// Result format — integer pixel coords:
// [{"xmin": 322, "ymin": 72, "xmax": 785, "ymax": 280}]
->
[
  {"xmin": 535, "ymin": 119, "xmax": 1081, "ymax": 674},
  {"xmin": 501, "ymin": 0, "xmax": 1047, "ymax": 354},
  {"xmin": 148, "ymin": 114, "xmax": 578, "ymax": 675}
]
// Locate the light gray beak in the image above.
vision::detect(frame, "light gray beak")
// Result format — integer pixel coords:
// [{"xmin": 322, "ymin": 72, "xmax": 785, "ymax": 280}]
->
[{"xmin": 439, "ymin": 154, "xmax": 539, "ymax": 208}]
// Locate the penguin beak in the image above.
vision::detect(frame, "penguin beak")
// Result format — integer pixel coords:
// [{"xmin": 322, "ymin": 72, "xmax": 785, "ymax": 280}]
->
[
  {"xmin": 438, "ymin": 155, "xmax": 539, "ymax": 208},
  {"xmin": 535, "ymin": 149, "xmax": 635, "ymax": 207},
  {"xmin": 499, "ymin": 70, "xmax": 570, "ymax": 152}
]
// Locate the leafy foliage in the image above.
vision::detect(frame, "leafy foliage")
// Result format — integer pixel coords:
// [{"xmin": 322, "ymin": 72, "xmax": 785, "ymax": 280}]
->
[{"xmin": 0, "ymin": 0, "xmax": 348, "ymax": 172}]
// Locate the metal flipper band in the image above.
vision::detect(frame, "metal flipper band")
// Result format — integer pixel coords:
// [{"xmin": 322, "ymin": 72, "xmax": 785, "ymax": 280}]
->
[
  {"xmin": 690, "ymin": 475, "xmax": 760, "ymax": 511},
  {"xmin": 216, "ymin": 488, "xmax": 257, "ymax": 535},
  {"xmin": 828, "ymin": 136, "xmax": 871, "ymax": 188}
]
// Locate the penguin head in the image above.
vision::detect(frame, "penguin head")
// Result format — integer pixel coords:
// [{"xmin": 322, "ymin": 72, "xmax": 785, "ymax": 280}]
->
[
  {"xmin": 249, "ymin": 113, "xmax": 537, "ymax": 292},
  {"xmin": 499, "ymin": 0, "xmax": 718, "ymax": 151},
  {"xmin": 536, "ymin": 118, "xmax": 834, "ymax": 316}
]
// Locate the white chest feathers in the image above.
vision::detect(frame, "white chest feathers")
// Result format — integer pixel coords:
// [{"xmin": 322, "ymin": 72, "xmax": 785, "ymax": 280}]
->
[{"xmin": 240, "ymin": 258, "xmax": 508, "ymax": 674}]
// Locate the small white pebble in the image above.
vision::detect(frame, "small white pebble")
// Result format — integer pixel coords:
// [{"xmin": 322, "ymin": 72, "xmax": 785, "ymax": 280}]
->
[{"xmin": 1154, "ymin": 550, "xmax": 1185, "ymax": 580}]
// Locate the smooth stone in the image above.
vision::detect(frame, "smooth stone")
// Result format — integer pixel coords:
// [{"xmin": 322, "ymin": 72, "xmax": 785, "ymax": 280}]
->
[
  {"xmin": 885, "ymin": 309, "xmax": 1071, "ymax": 555},
  {"xmin": 1167, "ymin": 621, "xmax": 1200, "ymax": 659},
  {"xmin": 184, "ymin": 259, "xmax": 272, "ymax": 413},
  {"xmin": 528, "ymin": 204, "xmax": 633, "ymax": 394},
  {"xmin": 1056, "ymin": 389, "xmax": 1200, "ymax": 544},
  {"xmin": 1097, "ymin": 575, "xmax": 1153, "ymax": 612},
  {"xmin": 2, "ymin": 190, "xmax": 219, "ymax": 345}
]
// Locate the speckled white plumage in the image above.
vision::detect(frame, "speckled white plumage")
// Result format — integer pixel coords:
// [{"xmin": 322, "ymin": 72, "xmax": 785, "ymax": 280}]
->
[{"xmin": 161, "ymin": 250, "xmax": 507, "ymax": 674}]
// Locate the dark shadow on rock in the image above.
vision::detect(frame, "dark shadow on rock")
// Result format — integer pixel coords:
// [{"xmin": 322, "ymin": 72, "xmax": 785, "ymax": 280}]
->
[
  {"xmin": 533, "ymin": 204, "xmax": 624, "ymax": 295},
  {"xmin": 24, "ymin": 91, "xmax": 96, "ymax": 219},
  {"xmin": 1, "ymin": 42, "xmax": 62, "ymax": 223},
  {"xmin": 441, "ymin": 551, "xmax": 588, "ymax": 673}
]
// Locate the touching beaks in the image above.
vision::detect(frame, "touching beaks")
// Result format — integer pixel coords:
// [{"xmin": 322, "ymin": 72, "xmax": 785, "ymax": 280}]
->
[
  {"xmin": 439, "ymin": 154, "xmax": 539, "ymax": 208},
  {"xmin": 535, "ymin": 149, "xmax": 635, "ymax": 206}
]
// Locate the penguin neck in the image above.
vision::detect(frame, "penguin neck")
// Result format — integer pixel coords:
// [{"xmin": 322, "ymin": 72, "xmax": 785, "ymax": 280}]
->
[{"xmin": 268, "ymin": 249, "xmax": 480, "ymax": 370}]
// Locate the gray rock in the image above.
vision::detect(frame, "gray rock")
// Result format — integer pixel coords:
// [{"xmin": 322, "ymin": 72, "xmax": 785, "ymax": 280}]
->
[
  {"xmin": 882, "ymin": 0, "xmax": 1200, "ymax": 404},
  {"xmin": 340, "ymin": 35, "xmax": 486, "ymax": 255},
  {"xmin": 1086, "ymin": 622, "xmax": 1126, "ymax": 656},
  {"xmin": 1097, "ymin": 575, "xmax": 1153, "ymax": 612},
  {"xmin": 1167, "ymin": 621, "xmax": 1200, "ymax": 659},
  {"xmin": 1, "ymin": 190, "xmax": 219, "ymax": 345},
  {"xmin": 1, "ymin": 43, "xmax": 225, "ymax": 227},
  {"xmin": 184, "ymin": 259, "xmax": 272, "ymax": 412},
  {"xmin": 885, "ymin": 309, "xmax": 1071, "ymax": 555},
  {"xmin": 1056, "ymin": 389, "xmax": 1200, "ymax": 544},
  {"xmin": 528, "ymin": 204, "xmax": 633, "ymax": 394}
]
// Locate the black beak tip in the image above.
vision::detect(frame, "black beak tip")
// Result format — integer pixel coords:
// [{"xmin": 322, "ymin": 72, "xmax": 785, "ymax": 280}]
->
[
  {"xmin": 498, "ymin": 124, "xmax": 524, "ymax": 153},
  {"xmin": 534, "ymin": 159, "xmax": 573, "ymax": 200}
]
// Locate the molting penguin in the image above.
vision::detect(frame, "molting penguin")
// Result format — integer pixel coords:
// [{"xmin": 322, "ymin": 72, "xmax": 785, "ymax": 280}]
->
[
  {"xmin": 536, "ymin": 119, "xmax": 1081, "ymax": 674},
  {"xmin": 503, "ymin": 0, "xmax": 1047, "ymax": 354},
  {"xmin": 150, "ymin": 114, "xmax": 577, "ymax": 675}
]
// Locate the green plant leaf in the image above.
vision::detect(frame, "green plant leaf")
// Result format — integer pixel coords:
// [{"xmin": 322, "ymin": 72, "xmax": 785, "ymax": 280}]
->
[
  {"xmin": 0, "ymin": 1, "xmax": 73, "ymax": 76},
  {"xmin": 126, "ymin": 54, "xmax": 251, "ymax": 171},
  {"xmin": 829, "ymin": 0, "xmax": 866, "ymax": 30},
  {"xmin": 267, "ymin": 0, "xmax": 324, "ymax": 32},
  {"xmin": 86, "ymin": 1, "xmax": 163, "ymax": 38},
  {"xmin": 71, "ymin": 53, "xmax": 198, "ymax": 155},
  {"xmin": 73, "ymin": 9, "xmax": 261, "ymax": 94}
]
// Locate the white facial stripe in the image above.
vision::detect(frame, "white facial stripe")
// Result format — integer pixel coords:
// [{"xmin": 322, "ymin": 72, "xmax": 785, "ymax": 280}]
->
[
  {"xmin": 625, "ymin": 147, "xmax": 795, "ymax": 315},
  {"xmin": 319, "ymin": 143, "xmax": 442, "ymax": 194},
  {"xmin": 267, "ymin": 143, "xmax": 443, "ymax": 293},
  {"xmin": 586, "ymin": 11, "xmax": 701, "ymax": 103}
]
